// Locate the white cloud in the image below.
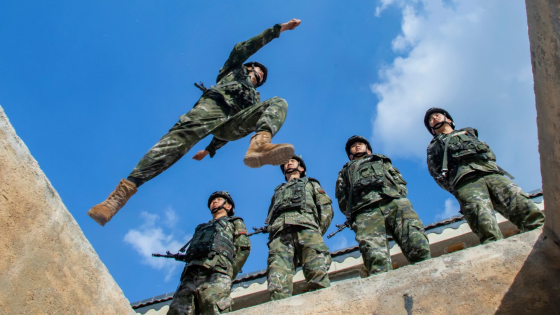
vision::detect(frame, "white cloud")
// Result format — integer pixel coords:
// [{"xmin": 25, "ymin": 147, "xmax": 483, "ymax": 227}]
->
[
  {"xmin": 371, "ymin": 0, "xmax": 541, "ymax": 191},
  {"xmin": 123, "ymin": 209, "xmax": 190, "ymax": 282},
  {"xmin": 435, "ymin": 198, "xmax": 460, "ymax": 221}
]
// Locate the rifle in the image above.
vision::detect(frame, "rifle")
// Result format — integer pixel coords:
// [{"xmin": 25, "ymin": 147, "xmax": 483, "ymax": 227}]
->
[
  {"xmin": 248, "ymin": 226, "xmax": 268, "ymax": 237},
  {"xmin": 152, "ymin": 251, "xmax": 187, "ymax": 262},
  {"xmin": 327, "ymin": 221, "xmax": 349, "ymax": 239}
]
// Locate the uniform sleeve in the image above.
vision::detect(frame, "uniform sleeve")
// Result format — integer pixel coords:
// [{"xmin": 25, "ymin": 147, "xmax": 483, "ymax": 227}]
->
[
  {"xmin": 216, "ymin": 24, "xmax": 282, "ymax": 83},
  {"xmin": 205, "ymin": 137, "xmax": 229, "ymax": 158},
  {"xmin": 335, "ymin": 170, "xmax": 349, "ymax": 218},
  {"xmin": 311, "ymin": 182, "xmax": 333, "ymax": 235},
  {"xmin": 427, "ymin": 144, "xmax": 452, "ymax": 192},
  {"xmin": 232, "ymin": 219, "xmax": 251, "ymax": 280},
  {"xmin": 384, "ymin": 161, "xmax": 408, "ymax": 197}
]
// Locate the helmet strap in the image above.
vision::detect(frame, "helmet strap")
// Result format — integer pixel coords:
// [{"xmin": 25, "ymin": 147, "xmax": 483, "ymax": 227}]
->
[
  {"xmin": 210, "ymin": 199, "xmax": 228, "ymax": 214},
  {"xmin": 430, "ymin": 116, "xmax": 453, "ymax": 134}
]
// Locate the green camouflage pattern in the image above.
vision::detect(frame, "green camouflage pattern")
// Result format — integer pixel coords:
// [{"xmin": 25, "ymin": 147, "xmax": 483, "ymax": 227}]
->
[
  {"xmin": 266, "ymin": 177, "xmax": 334, "ymax": 237},
  {"xmin": 427, "ymin": 127, "xmax": 545, "ymax": 244},
  {"xmin": 335, "ymin": 154, "xmax": 430, "ymax": 275},
  {"xmin": 168, "ymin": 217, "xmax": 250, "ymax": 315},
  {"xmin": 267, "ymin": 227, "xmax": 331, "ymax": 300},
  {"xmin": 427, "ymin": 127, "xmax": 499, "ymax": 192},
  {"xmin": 126, "ymin": 24, "xmax": 286, "ymax": 187},
  {"xmin": 335, "ymin": 154, "xmax": 408, "ymax": 218},
  {"xmin": 186, "ymin": 216, "xmax": 251, "ymax": 279},
  {"xmin": 454, "ymin": 173, "xmax": 545, "ymax": 244},
  {"xmin": 167, "ymin": 267, "xmax": 233, "ymax": 315},
  {"xmin": 352, "ymin": 198, "xmax": 431, "ymax": 275}
]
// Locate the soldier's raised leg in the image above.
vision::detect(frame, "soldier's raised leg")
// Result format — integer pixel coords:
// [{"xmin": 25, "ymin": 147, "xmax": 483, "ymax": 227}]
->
[
  {"xmin": 87, "ymin": 97, "xmax": 227, "ymax": 226},
  {"xmin": 484, "ymin": 174, "xmax": 545, "ymax": 232},
  {"xmin": 352, "ymin": 206, "xmax": 392, "ymax": 276},
  {"xmin": 296, "ymin": 228, "xmax": 331, "ymax": 291},
  {"xmin": 211, "ymin": 96, "xmax": 293, "ymax": 168},
  {"xmin": 384, "ymin": 198, "xmax": 431, "ymax": 263},
  {"xmin": 267, "ymin": 232, "xmax": 297, "ymax": 300},
  {"xmin": 454, "ymin": 176, "xmax": 503, "ymax": 244}
]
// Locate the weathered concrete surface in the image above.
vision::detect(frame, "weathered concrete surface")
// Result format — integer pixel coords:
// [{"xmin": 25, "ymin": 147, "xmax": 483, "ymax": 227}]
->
[
  {"xmin": 526, "ymin": 0, "xmax": 560, "ymax": 243},
  {"xmin": 0, "ymin": 106, "xmax": 135, "ymax": 315},
  {"xmin": 231, "ymin": 228, "xmax": 560, "ymax": 315}
]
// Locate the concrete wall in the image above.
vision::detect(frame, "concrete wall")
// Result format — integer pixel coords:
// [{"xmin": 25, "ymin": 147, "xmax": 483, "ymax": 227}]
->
[
  {"xmin": 231, "ymin": 228, "xmax": 560, "ymax": 315},
  {"xmin": 0, "ymin": 106, "xmax": 135, "ymax": 315},
  {"xmin": 526, "ymin": 0, "xmax": 560, "ymax": 243}
]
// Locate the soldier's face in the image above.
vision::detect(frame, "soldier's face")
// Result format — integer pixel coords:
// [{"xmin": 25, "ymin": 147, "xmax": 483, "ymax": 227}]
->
[
  {"xmin": 209, "ymin": 197, "xmax": 231, "ymax": 211},
  {"xmin": 350, "ymin": 142, "xmax": 367, "ymax": 155},
  {"xmin": 283, "ymin": 159, "xmax": 304, "ymax": 178},
  {"xmin": 246, "ymin": 66, "xmax": 263, "ymax": 85},
  {"xmin": 429, "ymin": 113, "xmax": 445, "ymax": 128}
]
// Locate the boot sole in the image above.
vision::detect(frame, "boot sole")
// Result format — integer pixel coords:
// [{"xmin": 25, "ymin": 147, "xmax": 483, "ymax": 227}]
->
[
  {"xmin": 87, "ymin": 209, "xmax": 109, "ymax": 227},
  {"xmin": 244, "ymin": 145, "xmax": 295, "ymax": 168}
]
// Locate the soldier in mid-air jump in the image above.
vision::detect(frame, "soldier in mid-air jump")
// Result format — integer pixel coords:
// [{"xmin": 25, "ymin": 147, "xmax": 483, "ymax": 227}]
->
[
  {"xmin": 425, "ymin": 108, "xmax": 545, "ymax": 244},
  {"xmin": 88, "ymin": 19, "xmax": 301, "ymax": 226}
]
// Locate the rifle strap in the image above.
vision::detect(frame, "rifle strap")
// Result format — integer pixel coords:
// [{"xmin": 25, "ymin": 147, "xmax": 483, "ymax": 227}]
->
[
  {"xmin": 179, "ymin": 239, "xmax": 192, "ymax": 253},
  {"xmin": 441, "ymin": 130, "xmax": 466, "ymax": 175}
]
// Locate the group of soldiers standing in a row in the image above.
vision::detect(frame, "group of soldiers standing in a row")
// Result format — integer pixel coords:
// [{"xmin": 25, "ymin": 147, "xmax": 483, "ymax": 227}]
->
[{"xmin": 85, "ymin": 19, "xmax": 545, "ymax": 314}]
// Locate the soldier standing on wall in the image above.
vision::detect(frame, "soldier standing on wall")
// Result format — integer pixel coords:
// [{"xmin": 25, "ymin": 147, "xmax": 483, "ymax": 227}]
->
[
  {"xmin": 264, "ymin": 155, "xmax": 334, "ymax": 300},
  {"xmin": 335, "ymin": 136, "xmax": 431, "ymax": 276},
  {"xmin": 88, "ymin": 19, "xmax": 302, "ymax": 226},
  {"xmin": 425, "ymin": 108, "xmax": 545, "ymax": 244},
  {"xmin": 168, "ymin": 191, "xmax": 250, "ymax": 315}
]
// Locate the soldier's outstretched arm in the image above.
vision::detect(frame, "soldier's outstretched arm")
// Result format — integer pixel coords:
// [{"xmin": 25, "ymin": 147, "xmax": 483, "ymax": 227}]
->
[
  {"xmin": 217, "ymin": 19, "xmax": 301, "ymax": 82},
  {"xmin": 192, "ymin": 137, "xmax": 229, "ymax": 161}
]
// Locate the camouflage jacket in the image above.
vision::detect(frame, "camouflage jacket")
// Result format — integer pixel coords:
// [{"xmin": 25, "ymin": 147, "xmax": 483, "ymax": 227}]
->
[
  {"xmin": 266, "ymin": 177, "xmax": 334, "ymax": 239},
  {"xmin": 427, "ymin": 127, "xmax": 501, "ymax": 193},
  {"xmin": 185, "ymin": 216, "xmax": 251, "ymax": 279},
  {"xmin": 335, "ymin": 154, "xmax": 408, "ymax": 219},
  {"xmin": 204, "ymin": 23, "xmax": 282, "ymax": 157}
]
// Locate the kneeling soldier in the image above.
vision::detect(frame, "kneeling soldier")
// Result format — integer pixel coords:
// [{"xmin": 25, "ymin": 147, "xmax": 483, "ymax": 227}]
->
[
  {"xmin": 335, "ymin": 136, "xmax": 431, "ymax": 276},
  {"xmin": 425, "ymin": 108, "xmax": 545, "ymax": 244},
  {"xmin": 265, "ymin": 155, "xmax": 334, "ymax": 300},
  {"xmin": 168, "ymin": 191, "xmax": 250, "ymax": 315}
]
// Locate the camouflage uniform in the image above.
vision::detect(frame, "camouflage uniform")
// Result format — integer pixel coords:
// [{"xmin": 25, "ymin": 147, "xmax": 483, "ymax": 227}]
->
[
  {"xmin": 168, "ymin": 216, "xmax": 251, "ymax": 315},
  {"xmin": 335, "ymin": 154, "xmax": 431, "ymax": 275},
  {"xmin": 265, "ymin": 177, "xmax": 334, "ymax": 300},
  {"xmin": 128, "ymin": 24, "xmax": 287, "ymax": 187},
  {"xmin": 427, "ymin": 127, "xmax": 545, "ymax": 244}
]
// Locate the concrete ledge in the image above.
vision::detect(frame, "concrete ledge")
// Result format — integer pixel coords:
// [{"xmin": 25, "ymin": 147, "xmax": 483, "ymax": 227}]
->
[
  {"xmin": 231, "ymin": 228, "xmax": 560, "ymax": 315},
  {"xmin": 0, "ymin": 106, "xmax": 135, "ymax": 315}
]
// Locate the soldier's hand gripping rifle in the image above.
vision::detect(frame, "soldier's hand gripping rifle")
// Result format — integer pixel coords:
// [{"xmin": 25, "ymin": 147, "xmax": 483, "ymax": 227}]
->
[
  {"xmin": 152, "ymin": 251, "xmax": 187, "ymax": 262},
  {"xmin": 327, "ymin": 221, "xmax": 350, "ymax": 239},
  {"xmin": 248, "ymin": 226, "xmax": 268, "ymax": 237}
]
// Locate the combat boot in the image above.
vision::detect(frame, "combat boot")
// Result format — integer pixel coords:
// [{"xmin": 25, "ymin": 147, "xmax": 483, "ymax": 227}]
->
[
  {"xmin": 87, "ymin": 179, "xmax": 137, "ymax": 226},
  {"xmin": 243, "ymin": 131, "xmax": 294, "ymax": 168}
]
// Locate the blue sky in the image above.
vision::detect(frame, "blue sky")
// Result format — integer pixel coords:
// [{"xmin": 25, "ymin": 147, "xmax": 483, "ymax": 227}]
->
[{"xmin": 1, "ymin": 0, "xmax": 539, "ymax": 303}]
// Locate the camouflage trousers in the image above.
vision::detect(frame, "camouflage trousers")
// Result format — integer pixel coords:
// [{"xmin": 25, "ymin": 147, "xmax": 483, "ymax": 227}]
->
[
  {"xmin": 453, "ymin": 173, "xmax": 545, "ymax": 244},
  {"xmin": 267, "ymin": 226, "xmax": 331, "ymax": 301},
  {"xmin": 128, "ymin": 95, "xmax": 288, "ymax": 186},
  {"xmin": 168, "ymin": 266, "xmax": 233, "ymax": 315},
  {"xmin": 351, "ymin": 198, "xmax": 431, "ymax": 276}
]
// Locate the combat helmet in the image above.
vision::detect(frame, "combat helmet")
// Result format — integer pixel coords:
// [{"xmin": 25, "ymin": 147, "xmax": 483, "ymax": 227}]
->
[
  {"xmin": 345, "ymin": 135, "xmax": 372, "ymax": 160},
  {"xmin": 424, "ymin": 107, "xmax": 455, "ymax": 136},
  {"xmin": 280, "ymin": 155, "xmax": 307, "ymax": 178},
  {"xmin": 244, "ymin": 61, "xmax": 268, "ymax": 87},
  {"xmin": 207, "ymin": 191, "xmax": 235, "ymax": 216}
]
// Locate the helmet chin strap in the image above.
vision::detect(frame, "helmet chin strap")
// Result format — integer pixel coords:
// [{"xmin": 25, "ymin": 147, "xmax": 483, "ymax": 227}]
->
[
  {"xmin": 283, "ymin": 161, "xmax": 301, "ymax": 177},
  {"xmin": 430, "ymin": 117, "xmax": 450, "ymax": 133},
  {"xmin": 352, "ymin": 151, "xmax": 367, "ymax": 159},
  {"xmin": 211, "ymin": 200, "xmax": 228, "ymax": 214}
]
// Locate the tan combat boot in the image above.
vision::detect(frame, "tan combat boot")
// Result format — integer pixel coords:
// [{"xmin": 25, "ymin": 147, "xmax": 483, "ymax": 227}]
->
[
  {"xmin": 87, "ymin": 179, "xmax": 137, "ymax": 226},
  {"xmin": 243, "ymin": 131, "xmax": 295, "ymax": 168}
]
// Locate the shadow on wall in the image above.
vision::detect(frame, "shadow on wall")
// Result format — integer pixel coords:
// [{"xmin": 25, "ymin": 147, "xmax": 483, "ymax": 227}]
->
[{"xmin": 496, "ymin": 233, "xmax": 560, "ymax": 314}]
